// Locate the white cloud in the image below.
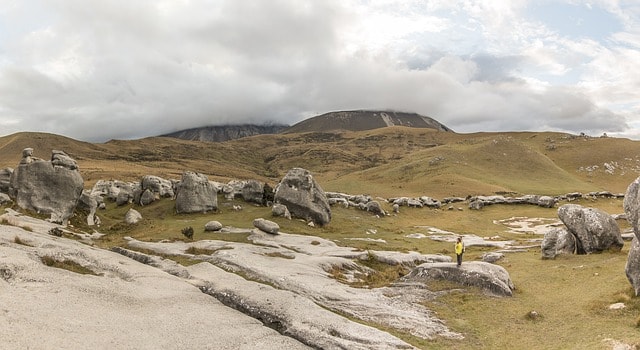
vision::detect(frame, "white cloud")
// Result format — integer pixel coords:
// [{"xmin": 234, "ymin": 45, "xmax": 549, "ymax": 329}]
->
[{"xmin": 0, "ymin": 0, "xmax": 636, "ymax": 141}]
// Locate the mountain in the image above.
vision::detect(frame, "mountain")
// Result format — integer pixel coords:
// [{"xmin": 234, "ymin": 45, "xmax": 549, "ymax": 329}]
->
[
  {"xmin": 161, "ymin": 124, "xmax": 288, "ymax": 142},
  {"xmin": 283, "ymin": 110, "xmax": 453, "ymax": 134}
]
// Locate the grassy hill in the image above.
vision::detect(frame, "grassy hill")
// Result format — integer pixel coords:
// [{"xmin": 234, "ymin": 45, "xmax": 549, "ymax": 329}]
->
[{"xmin": 1, "ymin": 129, "xmax": 638, "ymax": 197}]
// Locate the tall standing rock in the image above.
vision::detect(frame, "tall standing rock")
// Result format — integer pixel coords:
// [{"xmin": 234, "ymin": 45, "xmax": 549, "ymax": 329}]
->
[
  {"xmin": 8, "ymin": 149, "xmax": 83, "ymax": 225},
  {"xmin": 557, "ymin": 204, "xmax": 624, "ymax": 254},
  {"xmin": 0, "ymin": 167, "xmax": 13, "ymax": 194},
  {"xmin": 274, "ymin": 168, "xmax": 331, "ymax": 226},
  {"xmin": 175, "ymin": 171, "xmax": 218, "ymax": 214},
  {"xmin": 623, "ymin": 177, "xmax": 640, "ymax": 296}
]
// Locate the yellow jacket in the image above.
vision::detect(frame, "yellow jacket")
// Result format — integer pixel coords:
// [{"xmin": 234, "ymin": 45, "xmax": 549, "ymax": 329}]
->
[{"xmin": 455, "ymin": 242, "xmax": 464, "ymax": 255}]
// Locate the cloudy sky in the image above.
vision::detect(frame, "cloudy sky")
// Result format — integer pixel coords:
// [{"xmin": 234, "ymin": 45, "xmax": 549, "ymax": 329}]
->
[{"xmin": 0, "ymin": 0, "xmax": 638, "ymax": 142}]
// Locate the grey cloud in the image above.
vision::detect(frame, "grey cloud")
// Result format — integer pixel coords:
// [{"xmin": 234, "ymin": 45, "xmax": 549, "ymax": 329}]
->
[{"xmin": 0, "ymin": 0, "xmax": 632, "ymax": 142}]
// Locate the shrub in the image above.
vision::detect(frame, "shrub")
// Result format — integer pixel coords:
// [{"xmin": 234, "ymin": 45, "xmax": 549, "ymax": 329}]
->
[
  {"xmin": 181, "ymin": 226, "xmax": 194, "ymax": 240},
  {"xmin": 48, "ymin": 227, "xmax": 63, "ymax": 237}
]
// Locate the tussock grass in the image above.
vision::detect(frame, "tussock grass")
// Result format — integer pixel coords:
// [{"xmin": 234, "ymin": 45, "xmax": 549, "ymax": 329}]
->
[{"xmin": 40, "ymin": 256, "xmax": 97, "ymax": 276}]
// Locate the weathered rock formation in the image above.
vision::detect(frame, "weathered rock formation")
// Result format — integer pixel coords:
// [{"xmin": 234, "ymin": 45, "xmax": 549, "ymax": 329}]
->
[
  {"xmin": 124, "ymin": 208, "xmax": 142, "ymax": 224},
  {"xmin": 91, "ymin": 180, "xmax": 137, "ymax": 204},
  {"xmin": 623, "ymin": 177, "xmax": 640, "ymax": 296},
  {"xmin": 557, "ymin": 204, "xmax": 623, "ymax": 254},
  {"xmin": 141, "ymin": 175, "xmax": 175, "ymax": 198},
  {"xmin": 626, "ymin": 237, "xmax": 640, "ymax": 296},
  {"xmin": 253, "ymin": 218, "xmax": 279, "ymax": 234},
  {"xmin": 541, "ymin": 227, "xmax": 576, "ymax": 259},
  {"xmin": 77, "ymin": 191, "xmax": 100, "ymax": 226},
  {"xmin": 274, "ymin": 168, "xmax": 331, "ymax": 226},
  {"xmin": 402, "ymin": 262, "xmax": 516, "ymax": 297},
  {"xmin": 272, "ymin": 203, "xmax": 292, "ymax": 220},
  {"xmin": 175, "ymin": 172, "xmax": 218, "ymax": 214},
  {"xmin": 8, "ymin": 149, "xmax": 83, "ymax": 224},
  {"xmin": 0, "ymin": 167, "xmax": 13, "ymax": 193}
]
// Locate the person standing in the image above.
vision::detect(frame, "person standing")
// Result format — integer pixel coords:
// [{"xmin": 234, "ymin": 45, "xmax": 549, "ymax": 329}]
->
[{"xmin": 455, "ymin": 237, "xmax": 465, "ymax": 267}]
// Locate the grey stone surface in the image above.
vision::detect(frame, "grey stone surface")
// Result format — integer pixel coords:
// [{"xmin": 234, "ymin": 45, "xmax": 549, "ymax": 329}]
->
[
  {"xmin": 0, "ymin": 224, "xmax": 310, "ymax": 350},
  {"xmin": 204, "ymin": 220, "xmax": 223, "ymax": 232},
  {"xmin": 366, "ymin": 200, "xmax": 386, "ymax": 216},
  {"xmin": 241, "ymin": 179, "xmax": 264, "ymax": 204},
  {"xmin": 9, "ymin": 149, "xmax": 83, "ymax": 224},
  {"xmin": 76, "ymin": 191, "xmax": 99, "ymax": 226},
  {"xmin": 253, "ymin": 218, "xmax": 280, "ymax": 234},
  {"xmin": 271, "ymin": 203, "xmax": 291, "ymax": 219},
  {"xmin": 141, "ymin": 175, "xmax": 175, "ymax": 198},
  {"xmin": 0, "ymin": 167, "xmax": 12, "ymax": 193},
  {"xmin": 625, "ymin": 237, "xmax": 640, "ymax": 297},
  {"xmin": 624, "ymin": 176, "xmax": 640, "ymax": 241},
  {"xmin": 175, "ymin": 171, "xmax": 218, "ymax": 214},
  {"xmin": 558, "ymin": 204, "xmax": 624, "ymax": 254},
  {"xmin": 124, "ymin": 208, "xmax": 142, "ymax": 224},
  {"xmin": 274, "ymin": 168, "xmax": 331, "ymax": 226},
  {"xmin": 402, "ymin": 261, "xmax": 515, "ymax": 297},
  {"xmin": 541, "ymin": 227, "xmax": 576, "ymax": 259}
]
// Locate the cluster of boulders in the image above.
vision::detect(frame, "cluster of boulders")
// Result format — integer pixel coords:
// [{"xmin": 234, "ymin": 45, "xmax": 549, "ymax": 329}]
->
[{"xmin": 541, "ymin": 204, "xmax": 624, "ymax": 259}]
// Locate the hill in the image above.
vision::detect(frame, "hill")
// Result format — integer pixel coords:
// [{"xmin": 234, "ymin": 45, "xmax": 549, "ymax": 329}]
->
[
  {"xmin": 283, "ymin": 110, "xmax": 454, "ymax": 134},
  {"xmin": 161, "ymin": 124, "xmax": 288, "ymax": 142},
  {"xmin": 0, "ymin": 130, "xmax": 638, "ymax": 197}
]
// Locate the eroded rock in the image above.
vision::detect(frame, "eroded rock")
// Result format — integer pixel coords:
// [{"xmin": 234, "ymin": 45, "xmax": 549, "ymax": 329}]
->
[
  {"xmin": 175, "ymin": 171, "xmax": 218, "ymax": 214},
  {"xmin": 274, "ymin": 168, "xmax": 331, "ymax": 226},
  {"xmin": 558, "ymin": 204, "xmax": 624, "ymax": 254}
]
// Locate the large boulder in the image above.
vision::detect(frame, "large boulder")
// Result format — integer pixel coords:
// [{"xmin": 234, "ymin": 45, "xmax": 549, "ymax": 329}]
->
[
  {"xmin": 402, "ymin": 261, "xmax": 515, "ymax": 297},
  {"xmin": 175, "ymin": 172, "xmax": 218, "ymax": 214},
  {"xmin": 253, "ymin": 218, "xmax": 279, "ymax": 234},
  {"xmin": 274, "ymin": 168, "xmax": 331, "ymax": 226},
  {"xmin": 0, "ymin": 167, "xmax": 13, "ymax": 193},
  {"xmin": 272, "ymin": 203, "xmax": 291, "ymax": 220},
  {"xmin": 141, "ymin": 175, "xmax": 175, "ymax": 198},
  {"xmin": 557, "ymin": 204, "xmax": 624, "ymax": 254},
  {"xmin": 91, "ymin": 180, "xmax": 137, "ymax": 203},
  {"xmin": 9, "ymin": 149, "xmax": 83, "ymax": 224},
  {"xmin": 76, "ymin": 191, "xmax": 99, "ymax": 226},
  {"xmin": 541, "ymin": 227, "xmax": 576, "ymax": 259},
  {"xmin": 241, "ymin": 180, "xmax": 265, "ymax": 205},
  {"xmin": 625, "ymin": 237, "xmax": 640, "ymax": 296}
]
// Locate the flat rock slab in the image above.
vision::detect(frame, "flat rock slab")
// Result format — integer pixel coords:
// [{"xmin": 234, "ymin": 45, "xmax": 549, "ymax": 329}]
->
[{"xmin": 0, "ymin": 225, "xmax": 310, "ymax": 350}]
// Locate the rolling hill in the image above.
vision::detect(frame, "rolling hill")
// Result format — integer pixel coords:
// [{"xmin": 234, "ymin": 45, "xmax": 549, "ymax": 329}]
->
[{"xmin": 1, "ymin": 128, "xmax": 638, "ymax": 198}]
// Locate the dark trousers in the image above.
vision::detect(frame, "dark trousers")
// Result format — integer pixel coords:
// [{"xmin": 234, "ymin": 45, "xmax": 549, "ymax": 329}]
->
[{"xmin": 456, "ymin": 253, "xmax": 463, "ymax": 266}]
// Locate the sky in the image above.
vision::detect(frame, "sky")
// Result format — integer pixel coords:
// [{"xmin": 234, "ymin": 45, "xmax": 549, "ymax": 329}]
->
[{"xmin": 0, "ymin": 0, "xmax": 639, "ymax": 142}]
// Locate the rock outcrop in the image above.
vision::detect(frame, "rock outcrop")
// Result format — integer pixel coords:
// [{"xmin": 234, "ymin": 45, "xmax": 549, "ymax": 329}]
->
[
  {"xmin": 402, "ymin": 261, "xmax": 515, "ymax": 297},
  {"xmin": 141, "ymin": 175, "xmax": 175, "ymax": 198},
  {"xmin": 274, "ymin": 168, "xmax": 331, "ymax": 226},
  {"xmin": 541, "ymin": 227, "xmax": 576, "ymax": 259},
  {"xmin": 272, "ymin": 203, "xmax": 292, "ymax": 220},
  {"xmin": 204, "ymin": 221, "xmax": 223, "ymax": 232},
  {"xmin": 623, "ymin": 177, "xmax": 640, "ymax": 296},
  {"xmin": 175, "ymin": 172, "xmax": 218, "ymax": 214},
  {"xmin": 8, "ymin": 149, "xmax": 83, "ymax": 224},
  {"xmin": 77, "ymin": 191, "xmax": 100, "ymax": 226},
  {"xmin": 0, "ymin": 167, "xmax": 13, "ymax": 193},
  {"xmin": 557, "ymin": 204, "xmax": 624, "ymax": 254},
  {"xmin": 626, "ymin": 237, "xmax": 640, "ymax": 296}
]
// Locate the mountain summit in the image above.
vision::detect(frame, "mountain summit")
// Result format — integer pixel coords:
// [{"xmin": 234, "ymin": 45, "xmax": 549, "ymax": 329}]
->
[{"xmin": 283, "ymin": 110, "xmax": 453, "ymax": 134}]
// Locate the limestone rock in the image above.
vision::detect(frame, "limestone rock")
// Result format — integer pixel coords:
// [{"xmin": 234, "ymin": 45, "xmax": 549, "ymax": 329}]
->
[
  {"xmin": 402, "ymin": 261, "xmax": 516, "ymax": 297},
  {"xmin": 0, "ymin": 192, "xmax": 11, "ymax": 205},
  {"xmin": 204, "ymin": 221, "xmax": 223, "ymax": 232},
  {"xmin": 141, "ymin": 175, "xmax": 175, "ymax": 198},
  {"xmin": 175, "ymin": 172, "xmax": 218, "ymax": 214},
  {"xmin": 124, "ymin": 208, "xmax": 142, "ymax": 224},
  {"xmin": 541, "ymin": 227, "xmax": 576, "ymax": 259},
  {"xmin": 274, "ymin": 168, "xmax": 331, "ymax": 226},
  {"xmin": 9, "ymin": 149, "xmax": 83, "ymax": 224},
  {"xmin": 241, "ymin": 180, "xmax": 265, "ymax": 205},
  {"xmin": 625, "ymin": 237, "xmax": 640, "ymax": 296},
  {"xmin": 0, "ymin": 167, "xmax": 13, "ymax": 193},
  {"xmin": 365, "ymin": 201, "xmax": 385, "ymax": 216},
  {"xmin": 558, "ymin": 204, "xmax": 624, "ymax": 254},
  {"xmin": 253, "ymin": 218, "xmax": 279, "ymax": 234},
  {"xmin": 272, "ymin": 203, "xmax": 292, "ymax": 220},
  {"xmin": 76, "ymin": 191, "xmax": 99, "ymax": 226},
  {"xmin": 91, "ymin": 180, "xmax": 137, "ymax": 203},
  {"xmin": 624, "ymin": 176, "xmax": 640, "ymax": 241},
  {"xmin": 138, "ymin": 189, "xmax": 156, "ymax": 206},
  {"xmin": 481, "ymin": 252, "xmax": 504, "ymax": 263}
]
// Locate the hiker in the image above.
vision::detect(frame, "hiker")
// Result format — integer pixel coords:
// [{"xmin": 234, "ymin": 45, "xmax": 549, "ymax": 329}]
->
[{"xmin": 455, "ymin": 237, "xmax": 465, "ymax": 267}]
